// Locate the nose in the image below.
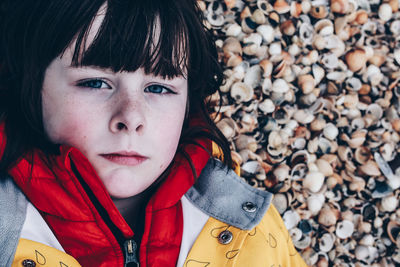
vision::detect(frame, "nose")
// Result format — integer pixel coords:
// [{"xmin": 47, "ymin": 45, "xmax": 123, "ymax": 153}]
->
[{"xmin": 109, "ymin": 94, "xmax": 146, "ymax": 134}]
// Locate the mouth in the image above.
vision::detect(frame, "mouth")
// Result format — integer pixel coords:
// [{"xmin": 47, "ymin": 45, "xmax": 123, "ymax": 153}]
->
[{"xmin": 100, "ymin": 151, "xmax": 148, "ymax": 166}]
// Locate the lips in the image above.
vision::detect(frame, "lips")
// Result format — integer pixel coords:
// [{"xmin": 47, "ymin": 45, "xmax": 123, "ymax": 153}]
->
[{"xmin": 100, "ymin": 151, "xmax": 148, "ymax": 166}]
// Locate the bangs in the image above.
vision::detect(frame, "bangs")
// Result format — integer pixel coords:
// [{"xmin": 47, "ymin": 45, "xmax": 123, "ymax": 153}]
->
[{"xmin": 69, "ymin": 1, "xmax": 189, "ymax": 79}]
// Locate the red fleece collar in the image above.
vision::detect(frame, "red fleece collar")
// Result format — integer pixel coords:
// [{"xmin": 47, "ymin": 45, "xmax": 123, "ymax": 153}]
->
[{"xmin": 3, "ymin": 119, "xmax": 212, "ymax": 266}]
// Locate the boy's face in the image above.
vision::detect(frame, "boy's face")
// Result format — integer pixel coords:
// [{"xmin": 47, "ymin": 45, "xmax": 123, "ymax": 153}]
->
[{"xmin": 41, "ymin": 48, "xmax": 188, "ymax": 198}]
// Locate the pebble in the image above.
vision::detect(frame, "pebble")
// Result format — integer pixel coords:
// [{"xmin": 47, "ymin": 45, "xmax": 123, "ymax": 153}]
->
[{"xmin": 202, "ymin": 0, "xmax": 400, "ymax": 264}]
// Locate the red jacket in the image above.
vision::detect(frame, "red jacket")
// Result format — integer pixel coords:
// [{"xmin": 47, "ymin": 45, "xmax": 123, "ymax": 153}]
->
[{"xmin": 1, "ymin": 123, "xmax": 212, "ymax": 266}]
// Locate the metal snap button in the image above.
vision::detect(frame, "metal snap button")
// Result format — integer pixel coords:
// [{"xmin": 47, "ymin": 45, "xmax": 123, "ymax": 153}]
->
[
  {"xmin": 242, "ymin": 201, "xmax": 257, "ymax": 213},
  {"xmin": 22, "ymin": 259, "xmax": 36, "ymax": 267},
  {"xmin": 218, "ymin": 230, "xmax": 233, "ymax": 245}
]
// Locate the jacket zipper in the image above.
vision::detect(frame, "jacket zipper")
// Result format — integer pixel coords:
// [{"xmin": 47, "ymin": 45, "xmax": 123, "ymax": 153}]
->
[
  {"xmin": 124, "ymin": 239, "xmax": 140, "ymax": 267},
  {"xmin": 70, "ymin": 160, "xmax": 140, "ymax": 266}
]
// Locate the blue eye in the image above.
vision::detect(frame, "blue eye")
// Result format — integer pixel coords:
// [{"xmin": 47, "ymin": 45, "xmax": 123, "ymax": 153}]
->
[
  {"xmin": 145, "ymin": 84, "xmax": 175, "ymax": 94},
  {"xmin": 77, "ymin": 79, "xmax": 111, "ymax": 89}
]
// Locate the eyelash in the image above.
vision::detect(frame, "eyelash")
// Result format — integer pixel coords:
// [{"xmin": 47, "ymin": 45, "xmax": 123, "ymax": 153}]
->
[
  {"xmin": 76, "ymin": 79, "xmax": 111, "ymax": 89},
  {"xmin": 144, "ymin": 84, "xmax": 176, "ymax": 94},
  {"xmin": 76, "ymin": 79, "xmax": 176, "ymax": 94}
]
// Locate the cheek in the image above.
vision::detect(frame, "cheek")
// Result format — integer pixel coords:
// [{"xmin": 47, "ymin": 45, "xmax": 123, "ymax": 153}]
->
[
  {"xmin": 153, "ymin": 110, "xmax": 186, "ymax": 165},
  {"xmin": 43, "ymin": 100, "xmax": 92, "ymax": 147},
  {"xmin": 46, "ymin": 114, "xmax": 85, "ymax": 145}
]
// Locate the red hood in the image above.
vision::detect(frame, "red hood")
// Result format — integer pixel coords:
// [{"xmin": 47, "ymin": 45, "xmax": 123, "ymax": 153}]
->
[{"xmin": 2, "ymin": 117, "xmax": 212, "ymax": 266}]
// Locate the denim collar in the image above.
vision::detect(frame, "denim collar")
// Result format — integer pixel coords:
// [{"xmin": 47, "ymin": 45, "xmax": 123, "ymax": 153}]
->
[
  {"xmin": 0, "ymin": 175, "xmax": 28, "ymax": 265},
  {"xmin": 185, "ymin": 159, "xmax": 273, "ymax": 230}
]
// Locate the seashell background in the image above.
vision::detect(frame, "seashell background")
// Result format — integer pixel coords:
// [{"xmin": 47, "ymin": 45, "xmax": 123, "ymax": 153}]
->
[{"xmin": 200, "ymin": 0, "xmax": 400, "ymax": 265}]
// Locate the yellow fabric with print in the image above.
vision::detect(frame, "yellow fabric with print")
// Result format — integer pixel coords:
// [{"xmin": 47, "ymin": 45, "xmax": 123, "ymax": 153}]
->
[
  {"xmin": 13, "ymin": 239, "xmax": 81, "ymax": 267},
  {"xmin": 183, "ymin": 206, "xmax": 308, "ymax": 267}
]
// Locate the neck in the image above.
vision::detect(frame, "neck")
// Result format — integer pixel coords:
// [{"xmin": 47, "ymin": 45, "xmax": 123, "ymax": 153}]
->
[{"xmin": 112, "ymin": 189, "xmax": 153, "ymax": 242}]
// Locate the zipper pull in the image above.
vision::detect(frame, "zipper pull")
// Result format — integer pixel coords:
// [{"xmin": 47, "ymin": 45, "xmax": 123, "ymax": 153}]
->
[{"xmin": 124, "ymin": 239, "xmax": 139, "ymax": 267}]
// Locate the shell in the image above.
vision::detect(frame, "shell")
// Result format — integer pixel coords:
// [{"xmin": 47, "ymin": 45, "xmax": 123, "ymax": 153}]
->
[
  {"xmin": 319, "ymin": 233, "xmax": 335, "ymax": 252},
  {"xmin": 223, "ymin": 37, "xmax": 242, "ymax": 56},
  {"xmin": 359, "ymin": 160, "xmax": 381, "ymax": 177},
  {"xmin": 366, "ymin": 103, "xmax": 383, "ymax": 120},
  {"xmin": 354, "ymin": 146, "xmax": 371, "ymax": 165},
  {"xmin": 257, "ymin": 0, "xmax": 270, "ymax": 14},
  {"xmin": 375, "ymin": 152, "xmax": 400, "ymax": 189},
  {"xmin": 269, "ymin": 42, "xmax": 282, "ymax": 56},
  {"xmin": 273, "ymin": 164, "xmax": 290, "ymax": 181},
  {"xmin": 364, "ymin": 64, "xmax": 383, "ymax": 86},
  {"xmin": 291, "ymin": 163, "xmax": 308, "ymax": 180},
  {"xmin": 226, "ymin": 54, "xmax": 243, "ymax": 67},
  {"xmin": 310, "ymin": 6, "xmax": 328, "ymax": 19},
  {"xmin": 345, "ymin": 49, "xmax": 367, "ymax": 72},
  {"xmin": 299, "ymin": 220, "xmax": 313, "ymax": 234},
  {"xmin": 240, "ymin": 113, "xmax": 258, "ymax": 133},
  {"xmin": 331, "ymin": 0, "xmax": 350, "ymax": 14},
  {"xmin": 230, "ymin": 82, "xmax": 254, "ymax": 103},
  {"xmin": 293, "ymin": 110, "xmax": 315, "ymax": 125},
  {"xmin": 216, "ymin": 117, "xmax": 237, "ymax": 139},
  {"xmin": 307, "ymin": 193, "xmax": 325, "ymax": 215},
  {"xmin": 241, "ymin": 160, "xmax": 266, "ymax": 180},
  {"xmin": 244, "ymin": 65, "xmax": 262, "ymax": 89},
  {"xmin": 354, "ymin": 10, "xmax": 368, "ymax": 24},
  {"xmin": 338, "ymin": 146, "xmax": 353, "ymax": 162},
  {"xmin": 235, "ymin": 135, "xmax": 258, "ymax": 152},
  {"xmin": 312, "ymin": 64, "xmax": 325, "ymax": 85},
  {"xmin": 387, "ymin": 220, "xmax": 400, "ymax": 244},
  {"xmin": 389, "ymin": 0, "xmax": 399, "ymax": 12},
  {"xmin": 345, "ymin": 77, "xmax": 362, "ymax": 92},
  {"xmin": 283, "ymin": 209, "xmax": 301, "ymax": 230},
  {"xmin": 251, "ymin": 9, "xmax": 266, "ymax": 25},
  {"xmin": 273, "ymin": 107, "xmax": 292, "ymax": 124},
  {"xmin": 268, "ymin": 130, "xmax": 283, "ymax": 148},
  {"xmin": 298, "ymin": 74, "xmax": 315, "ymax": 95},
  {"xmin": 293, "ymin": 235, "xmax": 312, "ymax": 250},
  {"xmin": 273, "ymin": 193, "xmax": 288, "ymax": 214},
  {"xmin": 280, "ymin": 19, "xmax": 296, "ymax": 36},
  {"xmin": 323, "ymin": 123, "xmax": 339, "ymax": 141},
  {"xmin": 207, "ymin": 12, "xmax": 225, "ymax": 27},
  {"xmin": 378, "ymin": 3, "xmax": 393, "ymax": 22},
  {"xmin": 317, "ymin": 137, "xmax": 333, "ymax": 154},
  {"xmin": 355, "ymin": 245, "xmax": 379, "ymax": 263},
  {"xmin": 303, "ymin": 171, "xmax": 325, "ymax": 193},
  {"xmin": 336, "ymin": 220, "xmax": 354, "ymax": 239},
  {"xmin": 257, "ymin": 24, "xmax": 275, "ymax": 43},
  {"xmin": 274, "ymin": 0, "xmax": 290, "ymax": 14},
  {"xmin": 299, "ymin": 23, "xmax": 314, "ymax": 46},
  {"xmin": 258, "ymin": 99, "xmax": 275, "ymax": 114},
  {"xmin": 241, "ymin": 16, "xmax": 257, "ymax": 33},
  {"xmin": 301, "ymin": 50, "xmax": 319, "ymax": 65},
  {"xmin": 341, "ymin": 129, "xmax": 367, "ymax": 148},
  {"xmin": 290, "ymin": 2, "xmax": 303, "ymax": 17},
  {"xmin": 310, "ymin": 117, "xmax": 326, "ymax": 132},
  {"xmin": 316, "ymin": 159, "xmax": 333, "ymax": 177},
  {"xmin": 291, "ymin": 137, "xmax": 306, "ymax": 150},
  {"xmin": 271, "ymin": 78, "xmax": 289, "ymax": 94},
  {"xmin": 379, "ymin": 195, "xmax": 398, "ymax": 213},
  {"xmin": 318, "ymin": 205, "xmax": 339, "ymax": 227}
]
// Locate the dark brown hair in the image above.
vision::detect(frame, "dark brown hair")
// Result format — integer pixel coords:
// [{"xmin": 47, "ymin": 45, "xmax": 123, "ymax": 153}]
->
[{"xmin": 0, "ymin": 0, "xmax": 232, "ymax": 172}]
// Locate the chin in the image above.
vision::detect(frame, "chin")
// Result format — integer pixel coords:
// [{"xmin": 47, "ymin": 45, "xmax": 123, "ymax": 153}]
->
[
  {"xmin": 103, "ymin": 176, "xmax": 152, "ymax": 199},
  {"xmin": 107, "ymin": 187, "xmax": 146, "ymax": 199}
]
